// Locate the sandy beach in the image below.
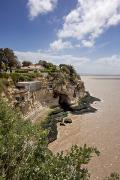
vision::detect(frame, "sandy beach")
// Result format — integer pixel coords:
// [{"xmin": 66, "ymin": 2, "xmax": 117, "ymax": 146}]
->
[{"xmin": 49, "ymin": 76, "xmax": 120, "ymax": 179}]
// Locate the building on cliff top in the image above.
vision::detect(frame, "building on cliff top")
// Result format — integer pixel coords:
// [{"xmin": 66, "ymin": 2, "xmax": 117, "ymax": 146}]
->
[
  {"xmin": 21, "ymin": 64, "xmax": 44, "ymax": 72},
  {"xmin": 16, "ymin": 81, "xmax": 42, "ymax": 92}
]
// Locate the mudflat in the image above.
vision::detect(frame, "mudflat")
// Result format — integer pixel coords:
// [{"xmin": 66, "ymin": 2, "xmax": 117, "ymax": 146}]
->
[{"xmin": 49, "ymin": 76, "xmax": 120, "ymax": 179}]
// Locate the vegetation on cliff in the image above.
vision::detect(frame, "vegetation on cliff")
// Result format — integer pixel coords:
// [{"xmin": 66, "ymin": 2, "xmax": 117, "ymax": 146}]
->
[
  {"xmin": 0, "ymin": 100, "xmax": 99, "ymax": 179},
  {"xmin": 0, "ymin": 48, "xmax": 20, "ymax": 72},
  {"xmin": 0, "ymin": 50, "xmax": 80, "ymax": 93},
  {"xmin": 0, "ymin": 52, "xmax": 84, "ymax": 116},
  {"xmin": 22, "ymin": 60, "xmax": 33, "ymax": 67}
]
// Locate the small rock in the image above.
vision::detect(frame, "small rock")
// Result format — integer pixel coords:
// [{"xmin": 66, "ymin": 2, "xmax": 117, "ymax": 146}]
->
[
  {"xmin": 56, "ymin": 117, "xmax": 63, "ymax": 122},
  {"xmin": 64, "ymin": 118, "xmax": 72, "ymax": 124},
  {"xmin": 60, "ymin": 122, "xmax": 66, "ymax": 126}
]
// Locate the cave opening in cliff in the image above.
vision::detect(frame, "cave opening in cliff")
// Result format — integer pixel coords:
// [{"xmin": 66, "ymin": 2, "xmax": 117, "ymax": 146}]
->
[
  {"xmin": 59, "ymin": 94, "xmax": 72, "ymax": 111},
  {"xmin": 53, "ymin": 90, "xmax": 71, "ymax": 111}
]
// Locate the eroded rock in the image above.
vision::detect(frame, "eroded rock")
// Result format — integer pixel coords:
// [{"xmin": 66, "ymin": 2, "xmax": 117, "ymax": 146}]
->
[
  {"xmin": 64, "ymin": 118, "xmax": 72, "ymax": 124},
  {"xmin": 60, "ymin": 122, "xmax": 66, "ymax": 126}
]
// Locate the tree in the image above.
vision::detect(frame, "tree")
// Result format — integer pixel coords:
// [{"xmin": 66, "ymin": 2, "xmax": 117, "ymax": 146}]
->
[
  {"xmin": 22, "ymin": 61, "xmax": 32, "ymax": 67},
  {"xmin": 59, "ymin": 64, "xmax": 70, "ymax": 74},
  {"xmin": 0, "ymin": 48, "xmax": 19, "ymax": 72},
  {"xmin": 0, "ymin": 48, "xmax": 7, "ymax": 72},
  {"xmin": 0, "ymin": 61, "xmax": 3, "ymax": 72},
  {"xmin": 38, "ymin": 60, "xmax": 48, "ymax": 67},
  {"xmin": 4, "ymin": 48, "xmax": 18, "ymax": 72}
]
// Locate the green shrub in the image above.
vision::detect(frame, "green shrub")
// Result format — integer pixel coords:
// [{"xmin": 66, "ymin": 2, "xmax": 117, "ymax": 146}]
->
[
  {"xmin": 15, "ymin": 69, "xmax": 29, "ymax": 73},
  {"xmin": 0, "ymin": 100, "xmax": 48, "ymax": 179},
  {"xmin": 0, "ymin": 79, "xmax": 10, "ymax": 94},
  {"xmin": 105, "ymin": 173, "xmax": 120, "ymax": 180},
  {"xmin": 0, "ymin": 73, "xmax": 10, "ymax": 79},
  {"xmin": 0, "ymin": 100, "xmax": 101, "ymax": 180},
  {"xmin": 11, "ymin": 73, "xmax": 36, "ymax": 83},
  {"xmin": 10, "ymin": 73, "xmax": 21, "ymax": 83}
]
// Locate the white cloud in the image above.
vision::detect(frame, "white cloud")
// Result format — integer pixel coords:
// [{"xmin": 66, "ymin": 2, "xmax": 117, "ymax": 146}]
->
[
  {"xmin": 50, "ymin": 39, "xmax": 73, "ymax": 51},
  {"xmin": 107, "ymin": 14, "xmax": 120, "ymax": 26},
  {"xmin": 82, "ymin": 40, "xmax": 95, "ymax": 48},
  {"xmin": 28, "ymin": 0, "xmax": 58, "ymax": 19},
  {"xmin": 96, "ymin": 55, "xmax": 120, "ymax": 67},
  {"xmin": 75, "ymin": 44, "xmax": 81, "ymax": 48},
  {"xmin": 15, "ymin": 50, "xmax": 89, "ymax": 67},
  {"xmin": 56, "ymin": 0, "xmax": 120, "ymax": 48}
]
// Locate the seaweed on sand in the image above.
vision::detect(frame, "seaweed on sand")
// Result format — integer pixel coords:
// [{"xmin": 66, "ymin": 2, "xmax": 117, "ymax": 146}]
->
[
  {"xmin": 41, "ymin": 92, "xmax": 100, "ymax": 143},
  {"xmin": 41, "ymin": 108, "xmax": 68, "ymax": 143},
  {"xmin": 71, "ymin": 91, "xmax": 101, "ymax": 115}
]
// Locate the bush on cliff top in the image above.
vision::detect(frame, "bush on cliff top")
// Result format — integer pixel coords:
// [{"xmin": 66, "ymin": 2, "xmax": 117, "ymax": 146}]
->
[{"xmin": 10, "ymin": 72, "xmax": 37, "ymax": 83}]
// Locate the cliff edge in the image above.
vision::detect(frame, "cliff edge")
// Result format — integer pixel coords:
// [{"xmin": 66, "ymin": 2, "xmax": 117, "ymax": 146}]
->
[{"xmin": 0, "ymin": 62, "xmax": 86, "ymax": 118}]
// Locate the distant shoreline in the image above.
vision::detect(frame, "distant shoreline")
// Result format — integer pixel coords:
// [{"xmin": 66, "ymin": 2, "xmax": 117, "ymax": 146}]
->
[
  {"xmin": 80, "ymin": 74, "xmax": 120, "ymax": 76},
  {"xmin": 81, "ymin": 75, "xmax": 120, "ymax": 80}
]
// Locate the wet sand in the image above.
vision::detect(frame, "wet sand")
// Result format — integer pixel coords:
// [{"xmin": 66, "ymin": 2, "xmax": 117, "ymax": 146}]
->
[{"xmin": 49, "ymin": 76, "xmax": 120, "ymax": 179}]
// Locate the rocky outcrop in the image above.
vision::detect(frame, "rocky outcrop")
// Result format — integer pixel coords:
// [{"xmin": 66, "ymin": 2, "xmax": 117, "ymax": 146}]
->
[
  {"xmin": 17, "ymin": 80, "xmax": 85, "ymax": 115},
  {"xmin": 0, "ymin": 62, "xmax": 100, "ymax": 144},
  {"xmin": 11, "ymin": 65, "xmax": 86, "ymax": 116},
  {"xmin": 1, "ymin": 63, "xmax": 98, "ymax": 120},
  {"xmin": 64, "ymin": 118, "xmax": 72, "ymax": 124},
  {"xmin": 53, "ymin": 80, "xmax": 85, "ymax": 111}
]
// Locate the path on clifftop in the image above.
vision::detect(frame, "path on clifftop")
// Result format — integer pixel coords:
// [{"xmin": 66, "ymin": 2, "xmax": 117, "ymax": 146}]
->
[{"xmin": 49, "ymin": 76, "xmax": 120, "ymax": 180}]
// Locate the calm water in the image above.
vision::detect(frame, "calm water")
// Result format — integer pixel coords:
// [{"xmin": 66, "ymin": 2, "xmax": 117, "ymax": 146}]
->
[{"xmin": 49, "ymin": 76, "xmax": 120, "ymax": 179}]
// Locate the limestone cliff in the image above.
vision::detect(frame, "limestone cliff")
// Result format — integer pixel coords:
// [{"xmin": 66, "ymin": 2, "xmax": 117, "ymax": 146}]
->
[{"xmin": 0, "ymin": 64, "xmax": 86, "ymax": 118}]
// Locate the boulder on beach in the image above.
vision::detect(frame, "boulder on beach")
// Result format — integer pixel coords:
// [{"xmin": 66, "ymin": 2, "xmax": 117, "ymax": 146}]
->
[
  {"xmin": 60, "ymin": 122, "xmax": 66, "ymax": 126},
  {"xmin": 56, "ymin": 117, "xmax": 63, "ymax": 122},
  {"xmin": 64, "ymin": 118, "xmax": 72, "ymax": 124}
]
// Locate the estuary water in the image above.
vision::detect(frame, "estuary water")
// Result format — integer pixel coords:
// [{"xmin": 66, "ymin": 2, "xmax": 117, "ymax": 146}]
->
[{"xmin": 49, "ymin": 76, "xmax": 120, "ymax": 179}]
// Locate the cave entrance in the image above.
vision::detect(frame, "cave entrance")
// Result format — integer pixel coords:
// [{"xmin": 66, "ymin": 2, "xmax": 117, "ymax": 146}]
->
[
  {"xmin": 59, "ymin": 94, "xmax": 71, "ymax": 111},
  {"xmin": 54, "ymin": 91, "xmax": 71, "ymax": 111},
  {"xmin": 53, "ymin": 90, "xmax": 71, "ymax": 111}
]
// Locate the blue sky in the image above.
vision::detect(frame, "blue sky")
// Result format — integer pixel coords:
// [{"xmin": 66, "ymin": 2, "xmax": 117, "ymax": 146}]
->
[{"xmin": 0, "ymin": 0, "xmax": 120, "ymax": 74}]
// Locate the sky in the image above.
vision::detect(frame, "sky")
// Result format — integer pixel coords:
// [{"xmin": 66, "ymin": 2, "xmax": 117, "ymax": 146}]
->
[{"xmin": 0, "ymin": 0, "xmax": 120, "ymax": 74}]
